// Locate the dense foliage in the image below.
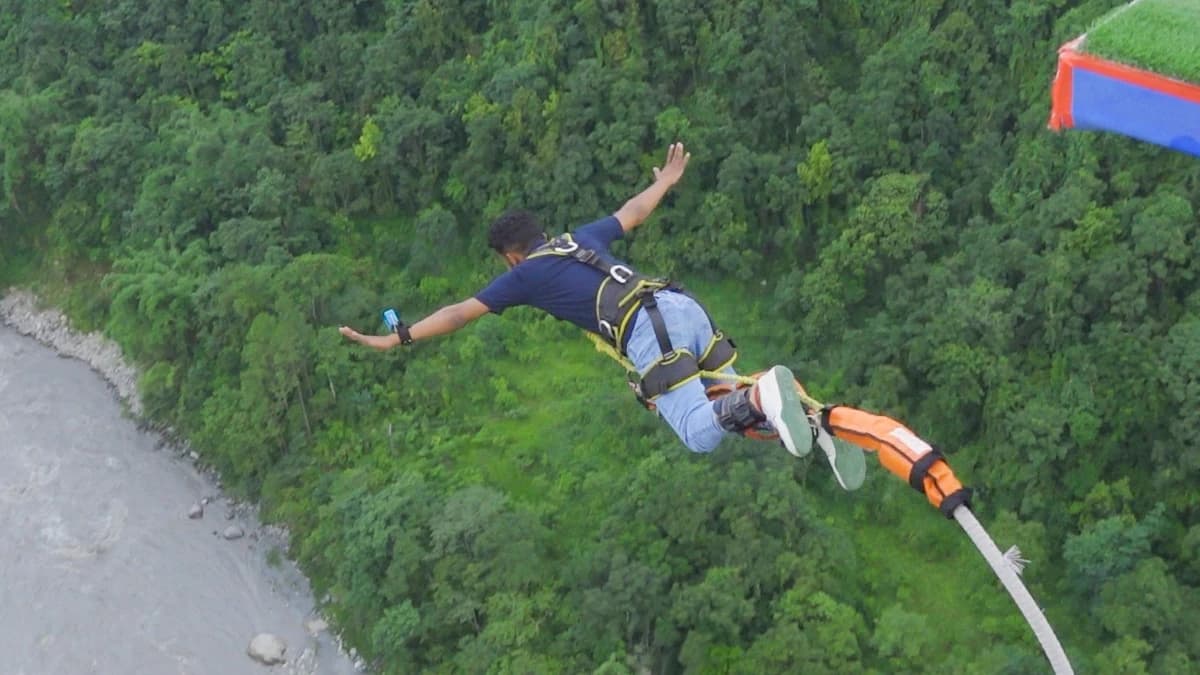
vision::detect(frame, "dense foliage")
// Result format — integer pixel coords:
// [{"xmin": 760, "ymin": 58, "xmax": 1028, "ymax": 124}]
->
[
  {"xmin": 4, "ymin": 0, "xmax": 1200, "ymax": 672},
  {"xmin": 1083, "ymin": 0, "xmax": 1200, "ymax": 81}
]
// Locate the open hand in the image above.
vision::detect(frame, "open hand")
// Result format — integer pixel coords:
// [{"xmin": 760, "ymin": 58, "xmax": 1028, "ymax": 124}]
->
[
  {"xmin": 653, "ymin": 142, "xmax": 690, "ymax": 187},
  {"xmin": 339, "ymin": 326, "xmax": 364, "ymax": 343}
]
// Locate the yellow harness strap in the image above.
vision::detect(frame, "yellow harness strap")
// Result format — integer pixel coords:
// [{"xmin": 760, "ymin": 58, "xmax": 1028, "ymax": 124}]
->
[{"xmin": 584, "ymin": 331, "xmax": 756, "ymax": 388}]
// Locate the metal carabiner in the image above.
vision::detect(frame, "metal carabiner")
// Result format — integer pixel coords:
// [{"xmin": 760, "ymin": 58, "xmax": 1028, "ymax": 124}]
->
[
  {"xmin": 554, "ymin": 239, "xmax": 579, "ymax": 254},
  {"xmin": 598, "ymin": 319, "xmax": 617, "ymax": 341},
  {"xmin": 609, "ymin": 264, "xmax": 632, "ymax": 284}
]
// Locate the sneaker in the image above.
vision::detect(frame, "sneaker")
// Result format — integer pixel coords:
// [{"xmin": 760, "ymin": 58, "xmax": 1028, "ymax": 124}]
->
[
  {"xmin": 813, "ymin": 424, "xmax": 867, "ymax": 490},
  {"xmin": 752, "ymin": 365, "xmax": 812, "ymax": 457}
]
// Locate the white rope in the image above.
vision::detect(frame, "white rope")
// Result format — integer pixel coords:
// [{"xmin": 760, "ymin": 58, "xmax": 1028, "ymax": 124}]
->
[{"xmin": 952, "ymin": 505, "xmax": 1074, "ymax": 675}]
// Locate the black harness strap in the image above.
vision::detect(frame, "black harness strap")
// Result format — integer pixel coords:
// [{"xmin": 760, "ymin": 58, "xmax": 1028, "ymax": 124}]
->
[
  {"xmin": 698, "ymin": 330, "xmax": 737, "ymax": 372},
  {"xmin": 640, "ymin": 292, "xmax": 674, "ymax": 355},
  {"xmin": 530, "ymin": 234, "xmax": 667, "ymax": 350},
  {"xmin": 529, "ymin": 234, "xmax": 737, "ymax": 399},
  {"xmin": 639, "ymin": 350, "xmax": 701, "ymax": 398}
]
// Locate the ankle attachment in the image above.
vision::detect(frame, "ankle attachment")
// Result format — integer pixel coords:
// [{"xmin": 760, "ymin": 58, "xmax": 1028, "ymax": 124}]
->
[{"xmin": 715, "ymin": 387, "xmax": 767, "ymax": 432}]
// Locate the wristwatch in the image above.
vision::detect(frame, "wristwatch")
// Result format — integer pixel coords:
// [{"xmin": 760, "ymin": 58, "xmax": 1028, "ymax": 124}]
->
[
  {"xmin": 395, "ymin": 322, "xmax": 413, "ymax": 345},
  {"xmin": 383, "ymin": 308, "xmax": 414, "ymax": 345}
]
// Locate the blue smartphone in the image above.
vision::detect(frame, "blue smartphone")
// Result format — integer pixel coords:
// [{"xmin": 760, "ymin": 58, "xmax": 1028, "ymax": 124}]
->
[{"xmin": 382, "ymin": 308, "xmax": 401, "ymax": 331}]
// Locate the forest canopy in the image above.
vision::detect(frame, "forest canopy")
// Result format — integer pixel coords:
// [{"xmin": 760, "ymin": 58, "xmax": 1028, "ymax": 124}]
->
[{"xmin": 3, "ymin": 1, "xmax": 1200, "ymax": 673}]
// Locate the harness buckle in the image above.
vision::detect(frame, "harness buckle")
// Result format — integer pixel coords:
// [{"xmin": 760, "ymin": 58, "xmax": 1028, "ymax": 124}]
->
[
  {"xmin": 598, "ymin": 319, "xmax": 617, "ymax": 342},
  {"xmin": 628, "ymin": 375, "xmax": 654, "ymax": 411},
  {"xmin": 554, "ymin": 239, "xmax": 579, "ymax": 254},
  {"xmin": 610, "ymin": 264, "xmax": 633, "ymax": 284}
]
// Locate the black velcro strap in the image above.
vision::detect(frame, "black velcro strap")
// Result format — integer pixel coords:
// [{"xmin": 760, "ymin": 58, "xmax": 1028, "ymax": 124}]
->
[
  {"xmin": 714, "ymin": 386, "xmax": 766, "ymax": 432},
  {"xmin": 938, "ymin": 488, "xmax": 973, "ymax": 519},
  {"xmin": 908, "ymin": 447, "xmax": 946, "ymax": 493},
  {"xmin": 640, "ymin": 351, "xmax": 700, "ymax": 398}
]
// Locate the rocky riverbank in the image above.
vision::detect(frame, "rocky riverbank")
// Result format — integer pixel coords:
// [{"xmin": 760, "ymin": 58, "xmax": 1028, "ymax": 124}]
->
[
  {"xmin": 0, "ymin": 287, "xmax": 363, "ymax": 673},
  {"xmin": 0, "ymin": 289, "xmax": 143, "ymax": 416}
]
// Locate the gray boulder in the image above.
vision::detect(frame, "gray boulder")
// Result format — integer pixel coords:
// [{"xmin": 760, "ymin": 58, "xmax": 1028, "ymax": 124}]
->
[{"xmin": 247, "ymin": 633, "xmax": 287, "ymax": 666}]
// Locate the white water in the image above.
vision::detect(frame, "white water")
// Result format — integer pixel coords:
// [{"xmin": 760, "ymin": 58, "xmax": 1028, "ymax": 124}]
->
[{"xmin": 0, "ymin": 326, "xmax": 359, "ymax": 675}]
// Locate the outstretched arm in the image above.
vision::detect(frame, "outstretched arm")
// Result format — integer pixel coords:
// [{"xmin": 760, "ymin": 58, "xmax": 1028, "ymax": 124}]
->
[
  {"xmin": 612, "ymin": 142, "xmax": 691, "ymax": 233},
  {"xmin": 339, "ymin": 298, "xmax": 490, "ymax": 351}
]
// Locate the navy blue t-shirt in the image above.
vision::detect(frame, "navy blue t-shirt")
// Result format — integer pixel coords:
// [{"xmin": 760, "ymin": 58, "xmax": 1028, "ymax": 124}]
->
[{"xmin": 475, "ymin": 215, "xmax": 628, "ymax": 334}]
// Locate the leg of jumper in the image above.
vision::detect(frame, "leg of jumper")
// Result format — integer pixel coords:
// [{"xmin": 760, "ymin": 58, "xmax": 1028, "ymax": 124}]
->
[{"xmin": 624, "ymin": 291, "xmax": 731, "ymax": 453}]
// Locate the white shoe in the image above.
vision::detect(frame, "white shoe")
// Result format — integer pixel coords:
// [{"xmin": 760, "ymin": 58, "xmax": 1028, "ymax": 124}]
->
[{"xmin": 754, "ymin": 365, "xmax": 812, "ymax": 457}]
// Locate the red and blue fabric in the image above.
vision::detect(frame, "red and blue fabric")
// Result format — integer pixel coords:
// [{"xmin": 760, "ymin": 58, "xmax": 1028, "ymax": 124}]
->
[{"xmin": 1049, "ymin": 37, "xmax": 1200, "ymax": 157}]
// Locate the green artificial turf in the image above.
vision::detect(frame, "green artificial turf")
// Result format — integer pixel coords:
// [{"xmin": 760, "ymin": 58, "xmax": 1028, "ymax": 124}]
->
[{"xmin": 1082, "ymin": 0, "xmax": 1200, "ymax": 83}]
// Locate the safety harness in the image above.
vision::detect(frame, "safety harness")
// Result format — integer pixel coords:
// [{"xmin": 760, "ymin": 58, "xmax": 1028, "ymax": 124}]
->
[{"xmin": 527, "ymin": 234, "xmax": 737, "ymax": 400}]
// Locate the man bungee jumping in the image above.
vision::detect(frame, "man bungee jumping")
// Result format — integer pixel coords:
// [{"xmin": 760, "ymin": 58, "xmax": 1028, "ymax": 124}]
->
[{"xmin": 340, "ymin": 143, "xmax": 821, "ymax": 459}]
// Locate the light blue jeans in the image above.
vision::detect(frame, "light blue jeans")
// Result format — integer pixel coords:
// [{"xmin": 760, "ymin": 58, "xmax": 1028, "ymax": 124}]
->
[{"xmin": 624, "ymin": 291, "xmax": 737, "ymax": 453}]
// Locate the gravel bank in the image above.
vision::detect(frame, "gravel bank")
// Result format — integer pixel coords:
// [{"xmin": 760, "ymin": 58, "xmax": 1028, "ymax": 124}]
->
[{"xmin": 0, "ymin": 288, "xmax": 143, "ymax": 416}]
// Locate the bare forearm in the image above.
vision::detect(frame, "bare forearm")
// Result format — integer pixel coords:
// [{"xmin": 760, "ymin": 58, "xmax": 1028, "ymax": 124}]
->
[
  {"xmin": 616, "ymin": 178, "xmax": 673, "ymax": 231},
  {"xmin": 339, "ymin": 306, "xmax": 462, "ymax": 351},
  {"xmin": 410, "ymin": 304, "xmax": 470, "ymax": 341},
  {"xmin": 340, "ymin": 299, "xmax": 486, "ymax": 352},
  {"xmin": 614, "ymin": 142, "xmax": 690, "ymax": 232},
  {"xmin": 353, "ymin": 332, "xmax": 401, "ymax": 350}
]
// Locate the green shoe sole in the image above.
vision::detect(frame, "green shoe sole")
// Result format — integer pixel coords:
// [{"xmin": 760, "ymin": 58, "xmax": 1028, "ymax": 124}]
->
[
  {"xmin": 764, "ymin": 366, "xmax": 812, "ymax": 457},
  {"xmin": 815, "ymin": 427, "xmax": 867, "ymax": 491}
]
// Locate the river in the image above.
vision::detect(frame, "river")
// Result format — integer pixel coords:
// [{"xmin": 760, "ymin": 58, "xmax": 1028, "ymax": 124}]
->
[{"xmin": 0, "ymin": 323, "xmax": 360, "ymax": 675}]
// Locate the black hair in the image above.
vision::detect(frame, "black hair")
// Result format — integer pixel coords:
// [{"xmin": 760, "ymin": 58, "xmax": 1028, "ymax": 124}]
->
[{"xmin": 488, "ymin": 209, "xmax": 543, "ymax": 254}]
